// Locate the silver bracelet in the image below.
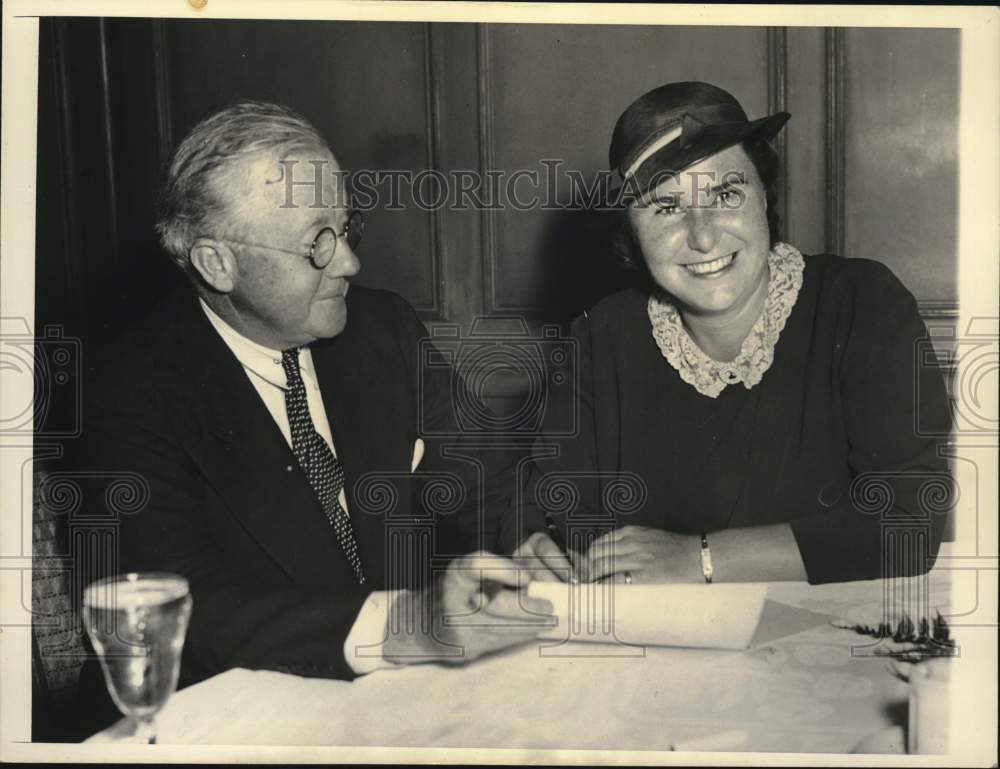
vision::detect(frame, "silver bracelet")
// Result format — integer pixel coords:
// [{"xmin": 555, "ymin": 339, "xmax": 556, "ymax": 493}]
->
[{"xmin": 700, "ymin": 533, "xmax": 713, "ymax": 584}]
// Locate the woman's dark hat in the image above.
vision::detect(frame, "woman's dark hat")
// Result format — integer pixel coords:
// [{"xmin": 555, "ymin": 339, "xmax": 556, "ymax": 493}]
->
[{"xmin": 608, "ymin": 81, "xmax": 789, "ymax": 202}]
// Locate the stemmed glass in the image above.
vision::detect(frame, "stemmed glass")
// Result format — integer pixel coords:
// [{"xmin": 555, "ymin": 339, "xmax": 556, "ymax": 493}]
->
[{"xmin": 82, "ymin": 572, "xmax": 193, "ymax": 744}]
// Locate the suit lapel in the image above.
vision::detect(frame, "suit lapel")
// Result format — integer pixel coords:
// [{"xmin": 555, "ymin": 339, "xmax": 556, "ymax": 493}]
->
[
  {"xmin": 310, "ymin": 327, "xmax": 380, "ymax": 494},
  {"xmin": 175, "ymin": 297, "xmax": 352, "ymax": 587},
  {"xmin": 310, "ymin": 314, "xmax": 412, "ymax": 586}
]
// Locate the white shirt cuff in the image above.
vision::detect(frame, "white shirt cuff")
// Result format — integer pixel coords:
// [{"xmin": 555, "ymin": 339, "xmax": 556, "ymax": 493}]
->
[{"xmin": 343, "ymin": 590, "xmax": 406, "ymax": 675}]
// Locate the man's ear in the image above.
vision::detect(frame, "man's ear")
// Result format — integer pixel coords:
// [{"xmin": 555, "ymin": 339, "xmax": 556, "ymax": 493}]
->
[{"xmin": 189, "ymin": 239, "xmax": 238, "ymax": 293}]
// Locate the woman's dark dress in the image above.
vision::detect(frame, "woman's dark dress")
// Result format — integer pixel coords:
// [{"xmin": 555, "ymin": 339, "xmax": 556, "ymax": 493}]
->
[{"xmin": 526, "ymin": 253, "xmax": 952, "ymax": 584}]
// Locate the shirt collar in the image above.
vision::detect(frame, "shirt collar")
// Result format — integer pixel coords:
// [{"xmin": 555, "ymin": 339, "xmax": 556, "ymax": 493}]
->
[{"xmin": 199, "ymin": 298, "xmax": 303, "ymax": 390}]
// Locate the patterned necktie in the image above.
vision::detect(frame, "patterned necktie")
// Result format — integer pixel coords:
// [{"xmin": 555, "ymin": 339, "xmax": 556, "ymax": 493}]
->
[{"xmin": 280, "ymin": 348, "xmax": 365, "ymax": 584}]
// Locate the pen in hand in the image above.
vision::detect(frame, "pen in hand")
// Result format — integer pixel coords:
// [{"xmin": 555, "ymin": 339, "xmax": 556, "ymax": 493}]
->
[{"xmin": 545, "ymin": 517, "xmax": 582, "ymax": 584}]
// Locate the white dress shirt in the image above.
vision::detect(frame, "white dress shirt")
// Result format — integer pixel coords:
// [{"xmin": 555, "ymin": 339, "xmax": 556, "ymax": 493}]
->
[{"xmin": 199, "ymin": 299, "xmax": 402, "ymax": 675}]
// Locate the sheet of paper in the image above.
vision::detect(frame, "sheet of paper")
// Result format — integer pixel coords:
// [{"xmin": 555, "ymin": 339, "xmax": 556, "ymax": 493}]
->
[
  {"xmin": 749, "ymin": 600, "xmax": 834, "ymax": 647},
  {"xmin": 527, "ymin": 581, "xmax": 767, "ymax": 650}
]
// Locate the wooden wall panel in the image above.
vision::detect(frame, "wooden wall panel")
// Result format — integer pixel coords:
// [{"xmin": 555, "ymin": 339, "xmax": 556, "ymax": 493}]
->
[
  {"xmin": 766, "ymin": 27, "xmax": 789, "ymax": 238},
  {"xmin": 427, "ymin": 23, "xmax": 483, "ymax": 326},
  {"xmin": 483, "ymin": 24, "xmax": 770, "ymax": 318},
  {"xmin": 164, "ymin": 19, "xmax": 442, "ymax": 315},
  {"xmin": 843, "ymin": 28, "xmax": 959, "ymax": 302},
  {"xmin": 784, "ymin": 27, "xmax": 828, "ymax": 256},
  {"xmin": 35, "ymin": 20, "xmax": 960, "ymax": 343}
]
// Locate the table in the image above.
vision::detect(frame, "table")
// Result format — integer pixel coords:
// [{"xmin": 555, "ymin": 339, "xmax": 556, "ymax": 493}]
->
[{"xmin": 87, "ymin": 571, "xmax": 953, "ymax": 753}]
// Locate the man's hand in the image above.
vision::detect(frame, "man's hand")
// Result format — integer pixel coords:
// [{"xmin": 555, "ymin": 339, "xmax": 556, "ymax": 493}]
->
[
  {"xmin": 382, "ymin": 551, "xmax": 554, "ymax": 665},
  {"xmin": 512, "ymin": 531, "xmax": 581, "ymax": 583},
  {"xmin": 580, "ymin": 526, "xmax": 702, "ymax": 584}
]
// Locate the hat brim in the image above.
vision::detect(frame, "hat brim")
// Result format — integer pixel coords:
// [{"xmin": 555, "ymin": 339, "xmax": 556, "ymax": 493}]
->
[{"xmin": 606, "ymin": 111, "xmax": 789, "ymax": 207}]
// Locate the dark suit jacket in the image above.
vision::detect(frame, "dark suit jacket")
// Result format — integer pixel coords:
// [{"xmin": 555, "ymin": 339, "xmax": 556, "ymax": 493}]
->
[{"xmin": 73, "ymin": 286, "xmax": 522, "ymax": 699}]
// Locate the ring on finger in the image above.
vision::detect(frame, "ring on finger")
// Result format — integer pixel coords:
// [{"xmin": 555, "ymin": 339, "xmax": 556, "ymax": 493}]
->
[{"xmin": 624, "ymin": 570, "xmax": 632, "ymax": 585}]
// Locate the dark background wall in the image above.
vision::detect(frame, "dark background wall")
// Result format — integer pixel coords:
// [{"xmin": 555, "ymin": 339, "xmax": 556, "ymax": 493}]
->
[{"xmin": 36, "ymin": 19, "xmax": 960, "ymax": 346}]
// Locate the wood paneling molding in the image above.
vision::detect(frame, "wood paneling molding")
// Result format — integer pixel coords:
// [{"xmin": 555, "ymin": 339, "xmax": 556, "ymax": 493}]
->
[
  {"xmin": 767, "ymin": 27, "xmax": 789, "ymax": 240},
  {"xmin": 918, "ymin": 300, "xmax": 960, "ymax": 321},
  {"xmin": 421, "ymin": 23, "xmax": 446, "ymax": 320},
  {"xmin": 151, "ymin": 20, "xmax": 174, "ymax": 171},
  {"xmin": 477, "ymin": 23, "xmax": 500, "ymax": 317},
  {"xmin": 918, "ymin": 300, "xmax": 960, "ymax": 387},
  {"xmin": 824, "ymin": 28, "xmax": 845, "ymax": 255},
  {"xmin": 97, "ymin": 19, "xmax": 120, "ymax": 269}
]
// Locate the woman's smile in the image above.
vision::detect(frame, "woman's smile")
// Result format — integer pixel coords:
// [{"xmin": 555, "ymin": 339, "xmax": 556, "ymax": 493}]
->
[
  {"xmin": 683, "ymin": 251, "xmax": 738, "ymax": 277},
  {"xmin": 629, "ymin": 144, "xmax": 771, "ymax": 319}
]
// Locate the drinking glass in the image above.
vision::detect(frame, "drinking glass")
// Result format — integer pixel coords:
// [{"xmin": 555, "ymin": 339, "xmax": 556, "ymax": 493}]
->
[{"xmin": 82, "ymin": 572, "xmax": 193, "ymax": 744}]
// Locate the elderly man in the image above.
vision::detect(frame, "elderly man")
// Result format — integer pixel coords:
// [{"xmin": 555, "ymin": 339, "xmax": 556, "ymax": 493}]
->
[{"xmin": 75, "ymin": 100, "xmax": 571, "ymax": 721}]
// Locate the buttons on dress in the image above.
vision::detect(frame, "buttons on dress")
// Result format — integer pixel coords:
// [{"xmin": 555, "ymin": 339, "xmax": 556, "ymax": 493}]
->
[
  {"xmin": 817, "ymin": 480, "xmax": 844, "ymax": 508},
  {"xmin": 720, "ymin": 367, "xmax": 742, "ymax": 384}
]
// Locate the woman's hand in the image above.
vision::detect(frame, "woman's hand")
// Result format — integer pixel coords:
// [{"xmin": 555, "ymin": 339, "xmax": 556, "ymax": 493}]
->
[
  {"xmin": 580, "ymin": 526, "xmax": 703, "ymax": 584},
  {"xmin": 512, "ymin": 531, "xmax": 581, "ymax": 583}
]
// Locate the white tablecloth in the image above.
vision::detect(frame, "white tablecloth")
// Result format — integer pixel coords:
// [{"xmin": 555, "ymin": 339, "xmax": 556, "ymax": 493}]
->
[{"xmin": 88, "ymin": 572, "xmax": 954, "ymax": 753}]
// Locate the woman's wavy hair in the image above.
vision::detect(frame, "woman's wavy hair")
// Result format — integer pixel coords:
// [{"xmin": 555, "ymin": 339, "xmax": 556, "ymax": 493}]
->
[{"xmin": 609, "ymin": 136, "xmax": 781, "ymax": 275}]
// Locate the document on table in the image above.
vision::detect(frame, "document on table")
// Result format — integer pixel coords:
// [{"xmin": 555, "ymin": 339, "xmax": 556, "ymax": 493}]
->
[{"xmin": 526, "ymin": 581, "xmax": 768, "ymax": 649}]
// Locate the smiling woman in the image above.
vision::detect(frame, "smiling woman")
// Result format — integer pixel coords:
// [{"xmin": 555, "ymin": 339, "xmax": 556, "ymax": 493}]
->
[
  {"xmin": 518, "ymin": 81, "xmax": 954, "ymax": 586},
  {"xmin": 627, "ymin": 144, "xmax": 773, "ymax": 362}
]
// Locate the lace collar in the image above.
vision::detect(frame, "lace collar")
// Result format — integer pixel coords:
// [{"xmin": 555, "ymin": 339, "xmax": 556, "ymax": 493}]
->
[{"xmin": 647, "ymin": 242, "xmax": 805, "ymax": 398}]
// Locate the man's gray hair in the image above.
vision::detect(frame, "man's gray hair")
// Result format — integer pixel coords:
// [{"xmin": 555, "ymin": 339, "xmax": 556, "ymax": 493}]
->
[{"xmin": 156, "ymin": 99, "xmax": 327, "ymax": 270}]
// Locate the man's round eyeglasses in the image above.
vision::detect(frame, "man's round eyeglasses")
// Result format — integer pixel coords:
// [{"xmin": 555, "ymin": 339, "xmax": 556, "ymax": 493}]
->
[{"xmin": 221, "ymin": 209, "xmax": 364, "ymax": 270}]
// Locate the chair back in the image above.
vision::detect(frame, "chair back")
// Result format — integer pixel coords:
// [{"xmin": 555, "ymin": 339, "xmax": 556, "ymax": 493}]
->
[{"xmin": 31, "ymin": 469, "xmax": 89, "ymax": 738}]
